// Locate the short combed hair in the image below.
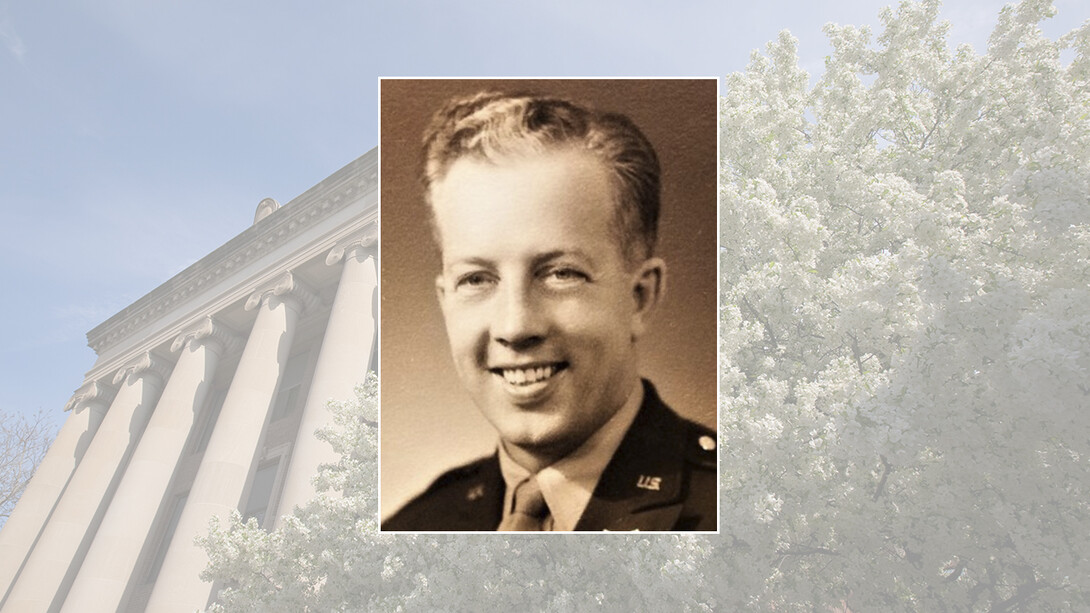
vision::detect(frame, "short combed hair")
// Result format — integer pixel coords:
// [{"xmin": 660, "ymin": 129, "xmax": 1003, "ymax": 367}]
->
[{"xmin": 422, "ymin": 92, "xmax": 661, "ymax": 263}]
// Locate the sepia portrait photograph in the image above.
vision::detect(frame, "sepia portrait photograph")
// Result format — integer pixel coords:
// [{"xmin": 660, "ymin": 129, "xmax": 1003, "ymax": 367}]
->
[{"xmin": 379, "ymin": 78, "xmax": 718, "ymax": 532}]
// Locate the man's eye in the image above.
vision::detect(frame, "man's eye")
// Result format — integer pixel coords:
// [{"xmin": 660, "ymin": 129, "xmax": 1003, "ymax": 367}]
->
[
  {"xmin": 543, "ymin": 267, "xmax": 589, "ymax": 285},
  {"xmin": 455, "ymin": 272, "xmax": 495, "ymax": 291}
]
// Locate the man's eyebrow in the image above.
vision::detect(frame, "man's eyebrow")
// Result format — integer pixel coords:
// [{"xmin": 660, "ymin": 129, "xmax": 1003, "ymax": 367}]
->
[
  {"xmin": 531, "ymin": 250, "xmax": 595, "ymax": 267},
  {"xmin": 445, "ymin": 256, "xmax": 496, "ymax": 270}
]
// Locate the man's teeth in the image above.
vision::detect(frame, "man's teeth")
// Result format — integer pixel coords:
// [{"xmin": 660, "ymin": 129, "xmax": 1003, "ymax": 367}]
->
[{"xmin": 501, "ymin": 365, "xmax": 558, "ymax": 385}]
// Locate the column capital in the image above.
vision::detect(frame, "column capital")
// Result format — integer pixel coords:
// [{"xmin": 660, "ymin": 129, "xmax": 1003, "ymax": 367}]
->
[
  {"xmin": 64, "ymin": 380, "xmax": 118, "ymax": 412},
  {"xmin": 244, "ymin": 271, "xmax": 319, "ymax": 314},
  {"xmin": 325, "ymin": 229, "xmax": 377, "ymax": 266},
  {"xmin": 111, "ymin": 351, "xmax": 173, "ymax": 387},
  {"xmin": 170, "ymin": 315, "xmax": 243, "ymax": 355}
]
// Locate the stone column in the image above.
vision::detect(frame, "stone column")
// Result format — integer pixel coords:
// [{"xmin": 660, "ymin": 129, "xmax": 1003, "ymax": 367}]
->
[
  {"xmin": 275, "ymin": 237, "xmax": 377, "ymax": 521},
  {"xmin": 145, "ymin": 272, "xmax": 316, "ymax": 613},
  {"xmin": 60, "ymin": 317, "xmax": 241, "ymax": 613},
  {"xmin": 2, "ymin": 353, "xmax": 169, "ymax": 613},
  {"xmin": 0, "ymin": 382, "xmax": 114, "ymax": 604}
]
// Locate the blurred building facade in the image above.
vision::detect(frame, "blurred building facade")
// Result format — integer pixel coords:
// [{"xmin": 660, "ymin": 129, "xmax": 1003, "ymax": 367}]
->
[{"xmin": 0, "ymin": 149, "xmax": 378, "ymax": 613}]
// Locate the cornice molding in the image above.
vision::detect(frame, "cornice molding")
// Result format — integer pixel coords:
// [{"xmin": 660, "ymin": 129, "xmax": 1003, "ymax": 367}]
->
[
  {"xmin": 170, "ymin": 315, "xmax": 243, "ymax": 356},
  {"xmin": 112, "ymin": 351, "xmax": 173, "ymax": 387},
  {"xmin": 86, "ymin": 149, "xmax": 378, "ymax": 355},
  {"xmin": 64, "ymin": 380, "xmax": 118, "ymax": 413},
  {"xmin": 244, "ymin": 271, "xmax": 320, "ymax": 315}
]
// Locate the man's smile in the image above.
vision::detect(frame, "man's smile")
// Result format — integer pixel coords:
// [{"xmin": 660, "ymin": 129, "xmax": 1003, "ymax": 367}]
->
[
  {"xmin": 489, "ymin": 362, "xmax": 569, "ymax": 386},
  {"xmin": 485, "ymin": 362, "xmax": 571, "ymax": 405}
]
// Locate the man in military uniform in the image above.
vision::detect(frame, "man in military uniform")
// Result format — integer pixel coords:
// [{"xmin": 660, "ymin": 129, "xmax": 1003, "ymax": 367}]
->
[{"xmin": 382, "ymin": 91, "xmax": 716, "ymax": 532}]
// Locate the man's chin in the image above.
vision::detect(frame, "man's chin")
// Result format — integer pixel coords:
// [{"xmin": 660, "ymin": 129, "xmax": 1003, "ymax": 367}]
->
[{"xmin": 488, "ymin": 414, "xmax": 573, "ymax": 455}]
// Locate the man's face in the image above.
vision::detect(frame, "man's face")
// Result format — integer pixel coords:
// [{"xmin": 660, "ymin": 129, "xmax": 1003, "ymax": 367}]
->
[{"xmin": 431, "ymin": 148, "xmax": 662, "ymax": 465}]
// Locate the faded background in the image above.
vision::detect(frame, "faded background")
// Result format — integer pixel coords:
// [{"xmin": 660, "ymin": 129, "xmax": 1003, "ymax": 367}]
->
[
  {"xmin": 6, "ymin": 0, "xmax": 1085, "ymax": 432},
  {"xmin": 206, "ymin": 4, "xmax": 1090, "ymax": 609},
  {"xmin": 379, "ymin": 79, "xmax": 717, "ymax": 520}
]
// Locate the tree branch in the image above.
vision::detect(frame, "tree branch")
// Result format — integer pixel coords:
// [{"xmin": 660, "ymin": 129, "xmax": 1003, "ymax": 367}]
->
[{"xmin": 872, "ymin": 455, "xmax": 892, "ymax": 502}]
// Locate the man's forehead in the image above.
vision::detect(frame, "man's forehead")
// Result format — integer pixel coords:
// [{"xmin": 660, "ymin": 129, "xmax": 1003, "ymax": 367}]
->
[
  {"xmin": 433, "ymin": 150, "xmax": 607, "ymax": 213},
  {"xmin": 429, "ymin": 152, "xmax": 632, "ymax": 270},
  {"xmin": 434, "ymin": 147, "xmax": 610, "ymax": 190}
]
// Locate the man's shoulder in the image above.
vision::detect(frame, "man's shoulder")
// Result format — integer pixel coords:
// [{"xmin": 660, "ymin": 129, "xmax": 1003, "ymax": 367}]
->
[
  {"xmin": 673, "ymin": 412, "xmax": 718, "ymax": 529},
  {"xmin": 381, "ymin": 454, "xmax": 503, "ymax": 532},
  {"xmin": 677, "ymin": 412, "xmax": 717, "ymax": 471},
  {"xmin": 638, "ymin": 380, "xmax": 717, "ymax": 472}
]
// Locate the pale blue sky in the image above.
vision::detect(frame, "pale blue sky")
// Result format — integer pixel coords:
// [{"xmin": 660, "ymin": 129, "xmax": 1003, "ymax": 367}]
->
[{"xmin": 1, "ymin": 0, "xmax": 1086, "ymax": 433}]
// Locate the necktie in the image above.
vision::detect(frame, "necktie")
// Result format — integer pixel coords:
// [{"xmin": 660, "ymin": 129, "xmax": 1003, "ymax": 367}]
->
[{"xmin": 497, "ymin": 475, "xmax": 548, "ymax": 531}]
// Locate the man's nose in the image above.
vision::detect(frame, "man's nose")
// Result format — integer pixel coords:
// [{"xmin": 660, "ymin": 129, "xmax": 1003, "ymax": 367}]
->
[{"xmin": 491, "ymin": 282, "xmax": 546, "ymax": 349}]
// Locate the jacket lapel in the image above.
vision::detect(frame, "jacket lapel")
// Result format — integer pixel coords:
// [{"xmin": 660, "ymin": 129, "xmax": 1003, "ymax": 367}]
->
[{"xmin": 574, "ymin": 382, "xmax": 687, "ymax": 531}]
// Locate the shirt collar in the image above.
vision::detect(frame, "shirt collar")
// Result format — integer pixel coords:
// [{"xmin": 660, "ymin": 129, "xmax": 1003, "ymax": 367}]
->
[{"xmin": 497, "ymin": 381, "xmax": 644, "ymax": 531}]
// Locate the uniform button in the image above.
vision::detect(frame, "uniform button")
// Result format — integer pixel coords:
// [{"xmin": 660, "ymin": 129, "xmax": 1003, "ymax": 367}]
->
[
  {"xmin": 466, "ymin": 484, "xmax": 485, "ymax": 501},
  {"xmin": 698, "ymin": 435, "xmax": 716, "ymax": 451}
]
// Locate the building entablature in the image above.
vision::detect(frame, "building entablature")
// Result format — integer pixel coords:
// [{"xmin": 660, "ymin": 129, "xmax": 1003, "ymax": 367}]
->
[{"xmin": 80, "ymin": 149, "xmax": 377, "ymax": 390}]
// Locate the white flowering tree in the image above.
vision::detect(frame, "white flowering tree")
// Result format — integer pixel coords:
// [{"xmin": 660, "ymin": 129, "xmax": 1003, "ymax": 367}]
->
[
  {"xmin": 718, "ymin": 0, "xmax": 1088, "ymax": 608},
  {"xmin": 202, "ymin": 1, "xmax": 1089, "ymax": 610}
]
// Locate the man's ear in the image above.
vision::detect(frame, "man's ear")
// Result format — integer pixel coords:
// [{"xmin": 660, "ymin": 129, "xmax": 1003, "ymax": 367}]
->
[
  {"xmin": 435, "ymin": 274, "xmax": 446, "ymax": 304},
  {"xmin": 630, "ymin": 257, "xmax": 666, "ymax": 340}
]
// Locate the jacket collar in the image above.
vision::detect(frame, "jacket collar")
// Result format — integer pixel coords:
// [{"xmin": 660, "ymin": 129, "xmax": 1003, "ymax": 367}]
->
[{"xmin": 452, "ymin": 380, "xmax": 689, "ymax": 532}]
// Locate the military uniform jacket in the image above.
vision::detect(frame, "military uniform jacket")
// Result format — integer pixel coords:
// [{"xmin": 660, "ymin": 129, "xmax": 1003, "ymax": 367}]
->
[{"xmin": 383, "ymin": 380, "xmax": 717, "ymax": 531}]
